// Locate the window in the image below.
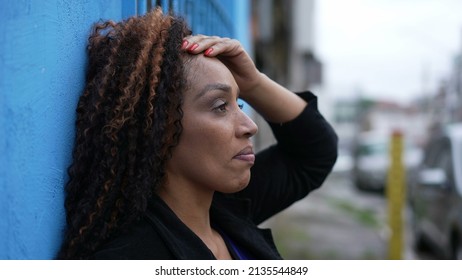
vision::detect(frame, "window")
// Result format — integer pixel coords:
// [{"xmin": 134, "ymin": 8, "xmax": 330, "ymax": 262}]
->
[{"xmin": 124, "ymin": 0, "xmax": 234, "ymax": 37}]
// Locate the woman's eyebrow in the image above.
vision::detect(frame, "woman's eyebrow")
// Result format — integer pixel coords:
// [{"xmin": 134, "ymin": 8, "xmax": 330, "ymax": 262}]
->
[{"xmin": 194, "ymin": 83, "xmax": 232, "ymax": 101}]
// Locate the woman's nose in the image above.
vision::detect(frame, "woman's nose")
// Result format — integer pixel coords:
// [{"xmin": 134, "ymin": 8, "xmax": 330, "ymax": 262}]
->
[{"xmin": 237, "ymin": 110, "xmax": 258, "ymax": 138}]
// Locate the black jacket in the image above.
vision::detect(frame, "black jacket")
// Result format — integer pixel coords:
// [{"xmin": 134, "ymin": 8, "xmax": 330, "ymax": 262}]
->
[{"xmin": 91, "ymin": 92, "xmax": 338, "ymax": 259}]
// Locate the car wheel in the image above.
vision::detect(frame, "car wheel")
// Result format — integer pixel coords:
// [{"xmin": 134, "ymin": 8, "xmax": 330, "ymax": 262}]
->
[
  {"xmin": 354, "ymin": 179, "xmax": 366, "ymax": 191},
  {"xmin": 455, "ymin": 240, "xmax": 462, "ymax": 260},
  {"xmin": 456, "ymin": 246, "xmax": 462, "ymax": 260},
  {"xmin": 414, "ymin": 234, "xmax": 430, "ymax": 254},
  {"xmin": 450, "ymin": 233, "xmax": 462, "ymax": 260}
]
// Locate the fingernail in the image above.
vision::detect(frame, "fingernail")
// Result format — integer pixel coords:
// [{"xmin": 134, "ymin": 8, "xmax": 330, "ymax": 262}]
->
[
  {"xmin": 204, "ymin": 48, "xmax": 213, "ymax": 56},
  {"xmin": 181, "ymin": 40, "xmax": 189, "ymax": 49},
  {"xmin": 188, "ymin": 43, "xmax": 199, "ymax": 51}
]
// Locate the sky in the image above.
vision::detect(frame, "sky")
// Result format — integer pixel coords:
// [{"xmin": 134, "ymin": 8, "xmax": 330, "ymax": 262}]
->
[{"xmin": 316, "ymin": 0, "xmax": 462, "ymax": 104}]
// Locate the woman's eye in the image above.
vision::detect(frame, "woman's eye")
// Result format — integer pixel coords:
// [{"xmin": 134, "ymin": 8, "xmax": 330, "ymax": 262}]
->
[
  {"xmin": 215, "ymin": 102, "xmax": 228, "ymax": 113},
  {"xmin": 213, "ymin": 100, "xmax": 243, "ymax": 113}
]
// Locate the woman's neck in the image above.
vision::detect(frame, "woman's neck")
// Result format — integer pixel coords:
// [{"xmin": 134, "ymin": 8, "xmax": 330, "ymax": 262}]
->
[
  {"xmin": 157, "ymin": 179, "xmax": 232, "ymax": 259},
  {"xmin": 157, "ymin": 179, "xmax": 214, "ymax": 237}
]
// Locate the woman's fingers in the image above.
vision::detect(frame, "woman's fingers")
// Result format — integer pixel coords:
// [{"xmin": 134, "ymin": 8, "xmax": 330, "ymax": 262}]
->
[
  {"xmin": 182, "ymin": 35, "xmax": 261, "ymax": 94},
  {"xmin": 181, "ymin": 35, "xmax": 240, "ymax": 57}
]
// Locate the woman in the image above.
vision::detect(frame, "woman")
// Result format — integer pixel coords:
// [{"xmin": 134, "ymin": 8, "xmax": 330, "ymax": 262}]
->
[{"xmin": 58, "ymin": 8, "xmax": 337, "ymax": 259}]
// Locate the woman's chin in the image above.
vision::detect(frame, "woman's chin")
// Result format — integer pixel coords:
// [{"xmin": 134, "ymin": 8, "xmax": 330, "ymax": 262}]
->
[{"xmin": 221, "ymin": 174, "xmax": 251, "ymax": 194}]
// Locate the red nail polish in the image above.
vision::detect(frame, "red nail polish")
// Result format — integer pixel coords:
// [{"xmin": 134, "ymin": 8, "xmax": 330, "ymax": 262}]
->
[
  {"xmin": 181, "ymin": 40, "xmax": 189, "ymax": 49},
  {"xmin": 204, "ymin": 48, "xmax": 213, "ymax": 56},
  {"xmin": 189, "ymin": 43, "xmax": 199, "ymax": 51}
]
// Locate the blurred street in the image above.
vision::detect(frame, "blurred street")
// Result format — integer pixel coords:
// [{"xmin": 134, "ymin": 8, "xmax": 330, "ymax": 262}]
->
[
  {"xmin": 264, "ymin": 172, "xmax": 419, "ymax": 260},
  {"xmin": 251, "ymin": 0, "xmax": 462, "ymax": 260}
]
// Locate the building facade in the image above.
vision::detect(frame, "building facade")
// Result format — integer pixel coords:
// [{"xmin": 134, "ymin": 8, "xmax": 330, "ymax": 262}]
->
[{"xmin": 251, "ymin": 0, "xmax": 326, "ymax": 151}]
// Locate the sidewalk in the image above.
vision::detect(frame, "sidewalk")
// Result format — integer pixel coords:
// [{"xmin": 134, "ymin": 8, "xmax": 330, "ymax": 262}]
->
[{"xmin": 264, "ymin": 173, "xmax": 417, "ymax": 259}]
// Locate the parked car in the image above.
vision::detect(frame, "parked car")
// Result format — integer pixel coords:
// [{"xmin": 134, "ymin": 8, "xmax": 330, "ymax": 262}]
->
[
  {"xmin": 352, "ymin": 131, "xmax": 422, "ymax": 192},
  {"xmin": 332, "ymin": 147, "xmax": 354, "ymax": 176},
  {"xmin": 409, "ymin": 123, "xmax": 462, "ymax": 259}
]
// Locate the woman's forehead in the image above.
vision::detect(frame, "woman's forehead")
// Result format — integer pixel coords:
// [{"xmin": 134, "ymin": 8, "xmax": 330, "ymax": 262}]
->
[
  {"xmin": 181, "ymin": 56, "xmax": 238, "ymax": 103},
  {"xmin": 184, "ymin": 55, "xmax": 236, "ymax": 88}
]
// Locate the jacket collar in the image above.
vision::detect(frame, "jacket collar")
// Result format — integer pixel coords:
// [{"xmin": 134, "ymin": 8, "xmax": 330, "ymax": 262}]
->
[
  {"xmin": 144, "ymin": 195, "xmax": 215, "ymax": 259},
  {"xmin": 211, "ymin": 193, "xmax": 282, "ymax": 259},
  {"xmin": 144, "ymin": 193, "xmax": 282, "ymax": 259}
]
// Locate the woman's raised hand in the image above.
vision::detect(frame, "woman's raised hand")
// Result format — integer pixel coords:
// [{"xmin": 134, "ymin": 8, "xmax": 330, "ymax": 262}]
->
[
  {"xmin": 182, "ymin": 35, "xmax": 306, "ymax": 123},
  {"xmin": 181, "ymin": 35, "xmax": 262, "ymax": 98}
]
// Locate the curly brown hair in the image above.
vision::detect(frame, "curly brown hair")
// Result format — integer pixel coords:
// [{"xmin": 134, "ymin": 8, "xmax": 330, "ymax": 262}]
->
[{"xmin": 57, "ymin": 8, "xmax": 192, "ymax": 259}]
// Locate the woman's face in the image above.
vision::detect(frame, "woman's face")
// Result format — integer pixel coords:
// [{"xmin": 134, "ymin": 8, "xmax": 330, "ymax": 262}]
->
[{"xmin": 166, "ymin": 56, "xmax": 258, "ymax": 194}]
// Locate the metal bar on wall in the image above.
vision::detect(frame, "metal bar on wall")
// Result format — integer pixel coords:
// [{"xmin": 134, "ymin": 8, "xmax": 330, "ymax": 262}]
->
[{"xmin": 135, "ymin": 0, "xmax": 234, "ymax": 39}]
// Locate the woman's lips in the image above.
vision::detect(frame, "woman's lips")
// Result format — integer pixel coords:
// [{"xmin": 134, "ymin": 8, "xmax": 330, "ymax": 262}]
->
[{"xmin": 233, "ymin": 147, "xmax": 255, "ymax": 164}]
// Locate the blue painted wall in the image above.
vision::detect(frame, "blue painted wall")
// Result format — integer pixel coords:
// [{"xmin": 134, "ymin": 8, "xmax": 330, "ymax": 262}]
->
[
  {"xmin": 0, "ymin": 0, "xmax": 250, "ymax": 259},
  {"xmin": 0, "ymin": 0, "xmax": 125, "ymax": 260}
]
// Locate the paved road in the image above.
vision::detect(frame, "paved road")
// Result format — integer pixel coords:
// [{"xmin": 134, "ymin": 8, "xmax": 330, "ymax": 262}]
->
[{"xmin": 263, "ymin": 172, "xmax": 420, "ymax": 259}]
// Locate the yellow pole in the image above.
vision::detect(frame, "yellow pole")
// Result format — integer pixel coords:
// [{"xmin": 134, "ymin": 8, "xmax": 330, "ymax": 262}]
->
[{"xmin": 386, "ymin": 130, "xmax": 405, "ymax": 259}]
